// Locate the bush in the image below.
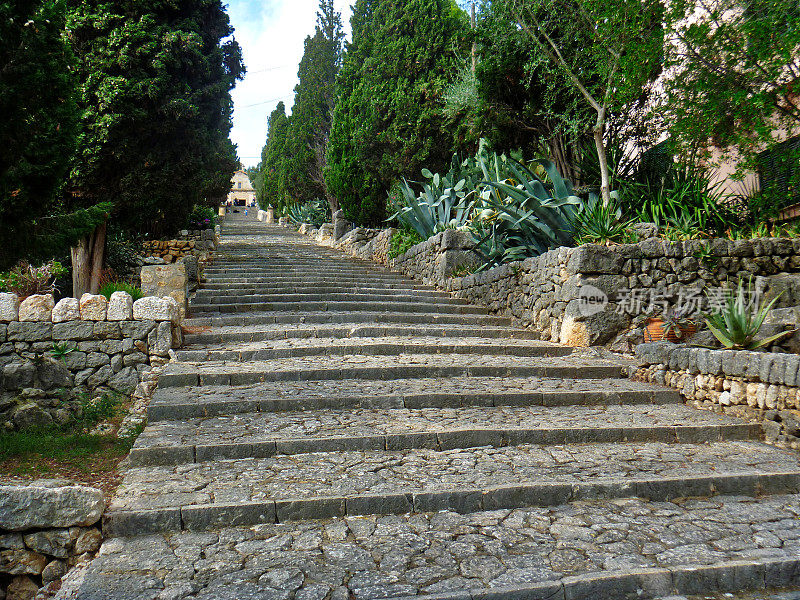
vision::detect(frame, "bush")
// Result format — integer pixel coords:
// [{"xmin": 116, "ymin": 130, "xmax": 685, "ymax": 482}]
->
[
  {"xmin": 387, "ymin": 229, "xmax": 423, "ymax": 259},
  {"xmin": 186, "ymin": 205, "xmax": 217, "ymax": 230},
  {"xmin": 105, "ymin": 226, "xmax": 142, "ymax": 280},
  {"xmin": 99, "ymin": 281, "xmax": 143, "ymax": 301},
  {"xmin": 285, "ymin": 199, "xmax": 331, "ymax": 228},
  {"xmin": 0, "ymin": 260, "xmax": 68, "ymax": 297}
]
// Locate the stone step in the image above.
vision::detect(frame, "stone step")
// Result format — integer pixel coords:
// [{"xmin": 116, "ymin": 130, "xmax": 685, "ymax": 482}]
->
[
  {"xmin": 103, "ymin": 440, "xmax": 800, "ymax": 535},
  {"xmin": 183, "ymin": 311, "xmax": 514, "ymax": 327},
  {"xmin": 156, "ymin": 354, "xmax": 628, "ymax": 388},
  {"xmin": 192, "ymin": 292, "xmax": 462, "ymax": 304},
  {"xmin": 147, "ymin": 377, "xmax": 680, "ymax": 420},
  {"xmin": 198, "ymin": 282, "xmax": 442, "ymax": 292},
  {"xmin": 77, "ymin": 494, "xmax": 800, "ymax": 600},
  {"xmin": 129, "ymin": 403, "xmax": 760, "ymax": 466},
  {"xmin": 199, "ymin": 275, "xmax": 415, "ymax": 285},
  {"xmin": 188, "ymin": 300, "xmax": 489, "ymax": 316},
  {"xmin": 182, "ymin": 323, "xmax": 542, "ymax": 345},
  {"xmin": 175, "ymin": 337, "xmax": 571, "ymax": 362}
]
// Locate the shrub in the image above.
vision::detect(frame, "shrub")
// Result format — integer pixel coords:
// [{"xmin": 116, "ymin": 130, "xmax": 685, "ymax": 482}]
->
[
  {"xmin": 105, "ymin": 226, "xmax": 142, "ymax": 280},
  {"xmin": 285, "ymin": 199, "xmax": 330, "ymax": 228},
  {"xmin": 387, "ymin": 229, "xmax": 424, "ymax": 259},
  {"xmin": 0, "ymin": 260, "xmax": 68, "ymax": 297},
  {"xmin": 572, "ymin": 194, "xmax": 633, "ymax": 245},
  {"xmin": 186, "ymin": 205, "xmax": 217, "ymax": 230},
  {"xmin": 99, "ymin": 281, "xmax": 143, "ymax": 301}
]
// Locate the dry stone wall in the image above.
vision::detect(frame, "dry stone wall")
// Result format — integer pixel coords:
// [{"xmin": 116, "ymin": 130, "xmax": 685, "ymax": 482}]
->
[
  {"xmin": 300, "ymin": 221, "xmax": 800, "ymax": 349},
  {"xmin": 636, "ymin": 342, "xmax": 800, "ymax": 449},
  {"xmin": 0, "ymin": 292, "xmax": 180, "ymax": 431},
  {"xmin": 141, "ymin": 228, "xmax": 217, "ymax": 263},
  {"xmin": 0, "ymin": 480, "xmax": 105, "ymax": 599}
]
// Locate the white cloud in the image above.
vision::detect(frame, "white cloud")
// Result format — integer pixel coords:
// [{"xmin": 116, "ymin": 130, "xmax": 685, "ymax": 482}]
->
[{"xmin": 226, "ymin": 0, "xmax": 352, "ymax": 168}]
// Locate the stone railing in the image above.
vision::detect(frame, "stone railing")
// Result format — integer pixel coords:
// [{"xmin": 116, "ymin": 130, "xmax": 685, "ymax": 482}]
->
[
  {"xmin": 636, "ymin": 342, "xmax": 800, "ymax": 448},
  {"xmin": 0, "ymin": 292, "xmax": 180, "ymax": 431},
  {"xmin": 0, "ymin": 480, "xmax": 105, "ymax": 598},
  {"xmin": 292, "ymin": 221, "xmax": 800, "ymax": 350}
]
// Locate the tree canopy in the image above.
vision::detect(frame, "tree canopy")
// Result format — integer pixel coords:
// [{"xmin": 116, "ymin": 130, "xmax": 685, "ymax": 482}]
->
[{"xmin": 325, "ymin": 0, "xmax": 470, "ymax": 225}]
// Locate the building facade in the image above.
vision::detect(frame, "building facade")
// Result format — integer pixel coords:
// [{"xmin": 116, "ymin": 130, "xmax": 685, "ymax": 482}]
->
[{"xmin": 226, "ymin": 170, "xmax": 256, "ymax": 207}]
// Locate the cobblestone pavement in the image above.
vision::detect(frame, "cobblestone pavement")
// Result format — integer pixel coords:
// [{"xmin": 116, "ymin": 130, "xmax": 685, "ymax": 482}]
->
[{"xmin": 65, "ymin": 214, "xmax": 800, "ymax": 600}]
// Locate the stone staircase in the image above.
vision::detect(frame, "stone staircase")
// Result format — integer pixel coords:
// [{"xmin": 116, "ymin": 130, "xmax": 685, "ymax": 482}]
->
[{"xmin": 69, "ymin": 213, "xmax": 800, "ymax": 600}]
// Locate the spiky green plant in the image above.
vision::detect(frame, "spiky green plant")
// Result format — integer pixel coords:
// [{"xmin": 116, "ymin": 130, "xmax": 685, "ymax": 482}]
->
[
  {"xmin": 572, "ymin": 193, "xmax": 633, "ymax": 245},
  {"xmin": 705, "ymin": 278, "xmax": 792, "ymax": 350}
]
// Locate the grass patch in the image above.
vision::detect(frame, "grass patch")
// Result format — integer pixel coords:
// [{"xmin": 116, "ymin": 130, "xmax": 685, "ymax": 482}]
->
[
  {"xmin": 0, "ymin": 391, "xmax": 141, "ymax": 495},
  {"xmin": 388, "ymin": 229, "xmax": 424, "ymax": 259}
]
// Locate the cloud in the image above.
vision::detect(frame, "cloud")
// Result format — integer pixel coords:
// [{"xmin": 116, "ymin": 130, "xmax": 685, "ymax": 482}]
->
[{"xmin": 226, "ymin": 0, "xmax": 352, "ymax": 167}]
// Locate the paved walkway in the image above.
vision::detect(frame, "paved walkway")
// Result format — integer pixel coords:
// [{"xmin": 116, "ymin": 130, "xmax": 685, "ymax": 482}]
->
[{"xmin": 64, "ymin": 213, "xmax": 800, "ymax": 599}]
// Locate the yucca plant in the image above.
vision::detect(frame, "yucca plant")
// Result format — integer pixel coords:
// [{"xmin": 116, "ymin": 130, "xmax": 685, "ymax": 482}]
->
[
  {"xmin": 572, "ymin": 193, "xmax": 633, "ymax": 245},
  {"xmin": 705, "ymin": 278, "xmax": 792, "ymax": 350},
  {"xmin": 285, "ymin": 199, "xmax": 330, "ymax": 228}
]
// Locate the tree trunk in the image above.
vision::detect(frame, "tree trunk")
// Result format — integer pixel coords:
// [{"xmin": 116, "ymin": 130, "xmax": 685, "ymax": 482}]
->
[
  {"xmin": 71, "ymin": 220, "xmax": 107, "ymax": 297},
  {"xmin": 593, "ymin": 108, "xmax": 611, "ymax": 206}
]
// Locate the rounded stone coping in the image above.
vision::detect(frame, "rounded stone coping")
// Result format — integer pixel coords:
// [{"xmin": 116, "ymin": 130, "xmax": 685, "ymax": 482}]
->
[
  {"xmin": 0, "ymin": 291, "xmax": 178, "ymax": 324},
  {"xmin": 636, "ymin": 342, "xmax": 800, "ymax": 387}
]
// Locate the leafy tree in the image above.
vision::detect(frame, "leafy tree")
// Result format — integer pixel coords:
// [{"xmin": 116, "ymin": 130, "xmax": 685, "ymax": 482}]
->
[
  {"xmin": 257, "ymin": 102, "xmax": 290, "ymax": 211},
  {"xmin": 283, "ymin": 0, "xmax": 344, "ymax": 214},
  {"xmin": 0, "ymin": 0, "xmax": 81, "ymax": 268},
  {"xmin": 325, "ymin": 0, "xmax": 469, "ymax": 225},
  {"xmin": 663, "ymin": 0, "xmax": 800, "ymax": 169},
  {"xmin": 512, "ymin": 0, "xmax": 663, "ymax": 204},
  {"xmin": 64, "ymin": 0, "xmax": 243, "ymax": 294}
]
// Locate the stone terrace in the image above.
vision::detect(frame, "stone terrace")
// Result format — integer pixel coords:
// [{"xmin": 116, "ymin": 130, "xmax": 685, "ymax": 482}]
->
[{"xmin": 65, "ymin": 213, "xmax": 800, "ymax": 600}]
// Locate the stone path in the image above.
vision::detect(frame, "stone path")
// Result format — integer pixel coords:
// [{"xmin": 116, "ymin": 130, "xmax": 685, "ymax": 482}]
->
[{"xmin": 64, "ymin": 213, "xmax": 800, "ymax": 599}]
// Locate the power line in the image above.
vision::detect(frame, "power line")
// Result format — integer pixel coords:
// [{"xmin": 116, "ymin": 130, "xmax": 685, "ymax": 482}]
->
[{"xmin": 239, "ymin": 94, "xmax": 294, "ymax": 108}]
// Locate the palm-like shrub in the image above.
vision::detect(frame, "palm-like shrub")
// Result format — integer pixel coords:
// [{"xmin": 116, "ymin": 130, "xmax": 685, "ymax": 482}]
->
[
  {"xmin": 705, "ymin": 278, "xmax": 791, "ymax": 350},
  {"xmin": 572, "ymin": 193, "xmax": 633, "ymax": 245}
]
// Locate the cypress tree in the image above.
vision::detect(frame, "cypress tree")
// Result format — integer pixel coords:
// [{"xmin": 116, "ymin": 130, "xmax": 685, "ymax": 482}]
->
[
  {"xmin": 325, "ymin": 0, "xmax": 469, "ymax": 225},
  {"xmin": 257, "ymin": 102, "xmax": 290, "ymax": 210}
]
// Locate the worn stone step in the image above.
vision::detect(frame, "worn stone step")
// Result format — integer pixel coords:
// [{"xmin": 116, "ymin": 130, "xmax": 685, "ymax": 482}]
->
[
  {"xmin": 147, "ymin": 377, "xmax": 680, "ymax": 420},
  {"xmin": 192, "ymin": 292, "xmax": 464, "ymax": 304},
  {"xmin": 175, "ymin": 337, "xmax": 571, "ymax": 362},
  {"xmin": 182, "ymin": 323, "xmax": 542, "ymax": 345},
  {"xmin": 188, "ymin": 300, "xmax": 489, "ymax": 315},
  {"xmin": 156, "ymin": 354, "xmax": 628, "ymax": 388},
  {"xmin": 129, "ymin": 403, "xmax": 760, "ymax": 466},
  {"xmin": 198, "ymin": 282, "xmax": 442, "ymax": 292},
  {"xmin": 183, "ymin": 311, "xmax": 513, "ymax": 328},
  {"xmin": 68, "ymin": 494, "xmax": 800, "ymax": 600},
  {"xmin": 103, "ymin": 441, "xmax": 800, "ymax": 535}
]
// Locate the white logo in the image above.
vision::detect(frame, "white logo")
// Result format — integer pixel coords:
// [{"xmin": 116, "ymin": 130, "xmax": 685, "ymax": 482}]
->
[{"xmin": 578, "ymin": 285, "xmax": 608, "ymax": 317}]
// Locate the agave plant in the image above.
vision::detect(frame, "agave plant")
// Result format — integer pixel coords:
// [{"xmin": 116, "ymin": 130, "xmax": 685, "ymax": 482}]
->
[
  {"xmin": 470, "ymin": 158, "xmax": 582, "ymax": 269},
  {"xmin": 285, "ymin": 199, "xmax": 330, "ymax": 228},
  {"xmin": 388, "ymin": 153, "xmax": 480, "ymax": 240},
  {"xmin": 705, "ymin": 278, "xmax": 792, "ymax": 350}
]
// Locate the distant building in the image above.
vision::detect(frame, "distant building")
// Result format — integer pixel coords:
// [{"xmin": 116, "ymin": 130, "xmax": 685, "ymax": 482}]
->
[{"xmin": 226, "ymin": 170, "xmax": 256, "ymax": 207}]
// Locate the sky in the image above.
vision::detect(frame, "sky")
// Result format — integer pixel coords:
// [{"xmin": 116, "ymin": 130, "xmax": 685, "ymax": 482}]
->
[{"xmin": 226, "ymin": 0, "xmax": 353, "ymax": 168}]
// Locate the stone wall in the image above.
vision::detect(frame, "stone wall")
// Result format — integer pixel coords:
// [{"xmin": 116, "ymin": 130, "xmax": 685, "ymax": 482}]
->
[
  {"xmin": 141, "ymin": 228, "xmax": 217, "ymax": 263},
  {"xmin": 0, "ymin": 292, "xmax": 180, "ymax": 431},
  {"xmin": 0, "ymin": 481, "xmax": 105, "ymax": 599},
  {"xmin": 636, "ymin": 342, "xmax": 800, "ymax": 448},
  {"xmin": 300, "ymin": 221, "xmax": 800, "ymax": 349}
]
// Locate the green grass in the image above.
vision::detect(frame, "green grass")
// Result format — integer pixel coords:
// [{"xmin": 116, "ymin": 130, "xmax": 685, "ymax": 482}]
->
[
  {"xmin": 387, "ymin": 229, "xmax": 423, "ymax": 259},
  {"xmin": 99, "ymin": 281, "xmax": 143, "ymax": 301}
]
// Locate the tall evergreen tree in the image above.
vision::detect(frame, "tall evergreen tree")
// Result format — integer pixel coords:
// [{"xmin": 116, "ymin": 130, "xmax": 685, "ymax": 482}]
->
[
  {"xmin": 283, "ymin": 0, "xmax": 345, "ymax": 214},
  {"xmin": 0, "ymin": 0, "xmax": 79, "ymax": 268},
  {"xmin": 64, "ymin": 0, "xmax": 243, "ymax": 293},
  {"xmin": 256, "ymin": 102, "xmax": 290, "ymax": 210},
  {"xmin": 325, "ymin": 0, "xmax": 469, "ymax": 225}
]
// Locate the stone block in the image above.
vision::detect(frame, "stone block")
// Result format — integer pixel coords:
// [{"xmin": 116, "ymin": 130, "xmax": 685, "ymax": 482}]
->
[
  {"xmin": 36, "ymin": 357, "xmax": 73, "ymax": 390},
  {"xmin": 52, "ymin": 298, "xmax": 80, "ymax": 323},
  {"xmin": 87, "ymin": 365, "xmax": 113, "ymax": 388},
  {"xmin": 22, "ymin": 529, "xmax": 72, "ymax": 559},
  {"xmin": 0, "ymin": 549, "xmax": 47, "ymax": 575},
  {"xmin": 18, "ymin": 294, "xmax": 54, "ymax": 322},
  {"xmin": 0, "ymin": 481, "xmax": 105, "ymax": 530},
  {"xmin": 2, "ymin": 361, "xmax": 35, "ymax": 390},
  {"xmin": 133, "ymin": 296, "xmax": 179, "ymax": 323},
  {"xmin": 0, "ymin": 293, "xmax": 19, "ymax": 322},
  {"xmin": 121, "ymin": 320, "xmax": 156, "ymax": 340},
  {"xmin": 52, "ymin": 321, "xmax": 94, "ymax": 341},
  {"xmin": 567, "ymin": 245, "xmax": 624, "ymax": 274},
  {"xmin": 79, "ymin": 294, "xmax": 107, "ymax": 320},
  {"xmin": 93, "ymin": 321, "xmax": 121, "ymax": 339},
  {"xmin": 140, "ymin": 262, "xmax": 188, "ymax": 320},
  {"xmin": 107, "ymin": 292, "xmax": 133, "ymax": 321}
]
